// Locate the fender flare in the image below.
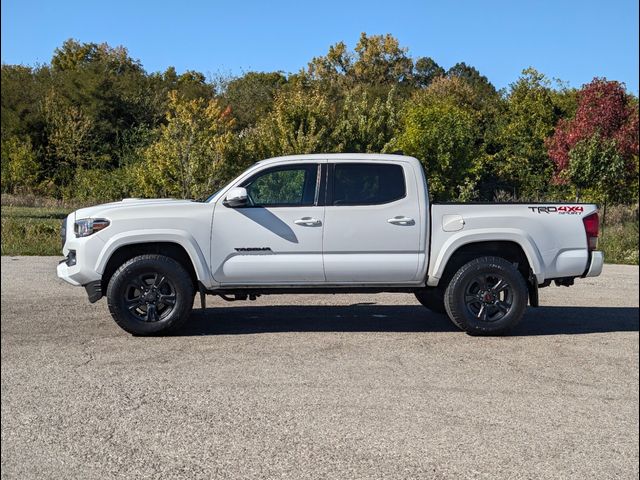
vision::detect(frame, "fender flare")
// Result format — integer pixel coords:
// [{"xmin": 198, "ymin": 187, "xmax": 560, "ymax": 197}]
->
[
  {"xmin": 427, "ymin": 228, "xmax": 545, "ymax": 287},
  {"xmin": 95, "ymin": 229, "xmax": 214, "ymax": 286}
]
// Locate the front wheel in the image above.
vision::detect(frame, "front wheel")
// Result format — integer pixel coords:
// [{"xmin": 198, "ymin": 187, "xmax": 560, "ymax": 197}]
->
[
  {"xmin": 444, "ymin": 256, "xmax": 528, "ymax": 336},
  {"xmin": 106, "ymin": 254, "xmax": 194, "ymax": 336}
]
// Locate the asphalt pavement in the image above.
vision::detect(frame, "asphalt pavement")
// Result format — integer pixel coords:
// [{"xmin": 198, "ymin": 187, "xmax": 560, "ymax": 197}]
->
[{"xmin": 1, "ymin": 257, "xmax": 638, "ymax": 479}]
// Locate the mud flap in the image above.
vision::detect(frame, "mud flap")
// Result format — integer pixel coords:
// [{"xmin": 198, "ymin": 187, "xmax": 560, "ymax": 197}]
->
[
  {"xmin": 198, "ymin": 282, "xmax": 206, "ymax": 309},
  {"xmin": 527, "ymin": 273, "xmax": 539, "ymax": 307}
]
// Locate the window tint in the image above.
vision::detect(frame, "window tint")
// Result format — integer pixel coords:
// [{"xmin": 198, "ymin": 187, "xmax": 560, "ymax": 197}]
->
[
  {"xmin": 245, "ymin": 164, "xmax": 318, "ymax": 207},
  {"xmin": 332, "ymin": 163, "xmax": 405, "ymax": 206}
]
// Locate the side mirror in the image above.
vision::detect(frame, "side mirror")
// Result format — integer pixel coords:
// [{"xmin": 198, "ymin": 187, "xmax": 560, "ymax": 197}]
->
[{"xmin": 223, "ymin": 187, "xmax": 248, "ymax": 207}]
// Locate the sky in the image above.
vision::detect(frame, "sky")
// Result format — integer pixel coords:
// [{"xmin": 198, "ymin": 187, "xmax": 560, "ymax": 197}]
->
[{"xmin": 2, "ymin": 0, "xmax": 638, "ymax": 93}]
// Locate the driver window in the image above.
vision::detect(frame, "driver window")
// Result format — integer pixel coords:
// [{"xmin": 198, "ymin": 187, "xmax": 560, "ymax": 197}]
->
[{"xmin": 244, "ymin": 164, "xmax": 318, "ymax": 207}]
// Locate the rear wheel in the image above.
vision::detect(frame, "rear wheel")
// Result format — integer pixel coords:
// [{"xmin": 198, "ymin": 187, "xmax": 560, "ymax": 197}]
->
[
  {"xmin": 106, "ymin": 254, "xmax": 194, "ymax": 335},
  {"xmin": 444, "ymin": 256, "xmax": 528, "ymax": 335},
  {"xmin": 414, "ymin": 288, "xmax": 446, "ymax": 314}
]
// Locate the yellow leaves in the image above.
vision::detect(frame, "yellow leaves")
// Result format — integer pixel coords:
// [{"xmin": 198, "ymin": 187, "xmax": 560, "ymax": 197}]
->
[
  {"xmin": 1, "ymin": 136, "xmax": 39, "ymax": 192},
  {"xmin": 40, "ymin": 90, "xmax": 94, "ymax": 185},
  {"xmin": 138, "ymin": 91, "xmax": 235, "ymax": 199},
  {"xmin": 255, "ymin": 86, "xmax": 333, "ymax": 156}
]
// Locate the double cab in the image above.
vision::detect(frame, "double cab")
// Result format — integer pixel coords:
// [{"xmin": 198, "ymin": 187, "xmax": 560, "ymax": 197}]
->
[{"xmin": 58, "ymin": 154, "xmax": 603, "ymax": 335}]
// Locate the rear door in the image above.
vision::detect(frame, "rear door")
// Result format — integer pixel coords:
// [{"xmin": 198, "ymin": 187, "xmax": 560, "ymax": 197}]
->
[
  {"xmin": 211, "ymin": 162, "xmax": 326, "ymax": 284},
  {"xmin": 322, "ymin": 161, "xmax": 422, "ymax": 283}
]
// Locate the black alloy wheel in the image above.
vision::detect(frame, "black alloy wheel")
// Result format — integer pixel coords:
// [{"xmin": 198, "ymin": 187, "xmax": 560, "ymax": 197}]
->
[
  {"xmin": 463, "ymin": 273, "xmax": 513, "ymax": 323},
  {"xmin": 106, "ymin": 254, "xmax": 194, "ymax": 335},
  {"xmin": 444, "ymin": 256, "xmax": 528, "ymax": 335},
  {"xmin": 124, "ymin": 272, "xmax": 177, "ymax": 323}
]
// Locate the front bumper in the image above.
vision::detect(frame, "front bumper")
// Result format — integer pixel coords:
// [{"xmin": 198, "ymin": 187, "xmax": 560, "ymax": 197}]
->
[
  {"xmin": 584, "ymin": 251, "xmax": 604, "ymax": 277},
  {"xmin": 57, "ymin": 214, "xmax": 103, "ymax": 287},
  {"xmin": 56, "ymin": 259, "xmax": 101, "ymax": 286}
]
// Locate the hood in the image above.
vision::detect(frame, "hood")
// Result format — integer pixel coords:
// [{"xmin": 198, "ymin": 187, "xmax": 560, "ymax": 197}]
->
[{"xmin": 73, "ymin": 198, "xmax": 195, "ymax": 220}]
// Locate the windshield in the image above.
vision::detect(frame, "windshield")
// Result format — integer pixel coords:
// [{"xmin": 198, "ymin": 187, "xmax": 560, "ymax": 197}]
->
[
  {"xmin": 202, "ymin": 162, "xmax": 262, "ymax": 203},
  {"xmin": 203, "ymin": 190, "xmax": 221, "ymax": 203}
]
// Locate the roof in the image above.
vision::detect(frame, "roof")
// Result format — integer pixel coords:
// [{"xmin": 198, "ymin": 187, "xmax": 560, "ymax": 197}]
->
[{"xmin": 258, "ymin": 153, "xmax": 419, "ymax": 165}]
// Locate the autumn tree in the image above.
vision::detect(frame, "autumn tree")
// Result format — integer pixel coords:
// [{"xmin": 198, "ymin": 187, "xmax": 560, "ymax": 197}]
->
[
  {"xmin": 135, "ymin": 91, "xmax": 234, "ymax": 199},
  {"xmin": 547, "ymin": 78, "xmax": 639, "ymax": 203},
  {"xmin": 252, "ymin": 85, "xmax": 334, "ymax": 157},
  {"xmin": 308, "ymin": 33, "xmax": 414, "ymax": 92},
  {"xmin": 331, "ymin": 87, "xmax": 400, "ymax": 153}
]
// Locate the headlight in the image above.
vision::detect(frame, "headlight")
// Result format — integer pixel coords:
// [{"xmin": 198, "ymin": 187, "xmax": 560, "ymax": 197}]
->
[{"xmin": 74, "ymin": 218, "xmax": 110, "ymax": 237}]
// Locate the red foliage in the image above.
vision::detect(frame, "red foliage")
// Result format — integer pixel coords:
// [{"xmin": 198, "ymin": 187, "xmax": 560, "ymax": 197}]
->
[
  {"xmin": 547, "ymin": 78, "xmax": 639, "ymax": 180},
  {"xmin": 615, "ymin": 107, "xmax": 639, "ymax": 158},
  {"xmin": 221, "ymin": 105, "xmax": 233, "ymax": 118}
]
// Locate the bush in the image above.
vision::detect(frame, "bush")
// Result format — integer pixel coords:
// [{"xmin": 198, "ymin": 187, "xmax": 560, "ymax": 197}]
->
[
  {"xmin": 599, "ymin": 203, "xmax": 638, "ymax": 265},
  {"xmin": 64, "ymin": 167, "xmax": 138, "ymax": 203}
]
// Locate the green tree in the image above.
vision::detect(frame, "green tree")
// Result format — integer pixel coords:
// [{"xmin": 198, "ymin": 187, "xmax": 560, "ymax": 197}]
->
[
  {"xmin": 254, "ymin": 86, "xmax": 334, "ymax": 157},
  {"xmin": 414, "ymin": 57, "xmax": 445, "ymax": 88},
  {"xmin": 331, "ymin": 87, "xmax": 400, "ymax": 153},
  {"xmin": 566, "ymin": 135, "xmax": 637, "ymax": 204},
  {"xmin": 447, "ymin": 62, "xmax": 498, "ymax": 100},
  {"xmin": 491, "ymin": 68, "xmax": 557, "ymax": 198},
  {"xmin": 222, "ymin": 72, "xmax": 287, "ymax": 130},
  {"xmin": 49, "ymin": 39, "xmax": 211, "ymax": 169},
  {"xmin": 307, "ymin": 41, "xmax": 352, "ymax": 85},
  {"xmin": 51, "ymin": 39, "xmax": 143, "ymax": 73},
  {"xmin": 408, "ymin": 75, "xmax": 503, "ymax": 199},
  {"xmin": 352, "ymin": 33, "xmax": 414, "ymax": 85},
  {"xmin": 136, "ymin": 91, "xmax": 234, "ymax": 199},
  {"xmin": 308, "ymin": 33, "xmax": 414, "ymax": 90},
  {"xmin": 396, "ymin": 100, "xmax": 478, "ymax": 200},
  {"xmin": 1, "ymin": 136, "xmax": 39, "ymax": 193},
  {"xmin": 41, "ymin": 90, "xmax": 94, "ymax": 188}
]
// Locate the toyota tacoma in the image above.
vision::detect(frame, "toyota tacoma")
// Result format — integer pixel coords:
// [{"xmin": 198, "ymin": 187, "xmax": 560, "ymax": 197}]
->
[{"xmin": 57, "ymin": 154, "xmax": 603, "ymax": 335}]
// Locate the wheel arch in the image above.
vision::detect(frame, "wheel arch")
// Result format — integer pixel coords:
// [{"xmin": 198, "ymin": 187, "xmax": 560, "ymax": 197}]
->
[
  {"xmin": 98, "ymin": 239, "xmax": 205, "ymax": 294},
  {"xmin": 429, "ymin": 239, "xmax": 540, "ymax": 306},
  {"xmin": 428, "ymin": 230, "xmax": 544, "ymax": 286}
]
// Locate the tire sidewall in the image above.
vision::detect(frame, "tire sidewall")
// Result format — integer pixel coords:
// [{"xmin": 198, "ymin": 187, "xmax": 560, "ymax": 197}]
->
[
  {"xmin": 445, "ymin": 257, "xmax": 528, "ymax": 335},
  {"xmin": 107, "ymin": 255, "xmax": 194, "ymax": 335}
]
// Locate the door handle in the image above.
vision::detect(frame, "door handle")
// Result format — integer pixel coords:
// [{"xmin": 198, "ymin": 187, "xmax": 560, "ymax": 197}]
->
[
  {"xmin": 294, "ymin": 217, "xmax": 322, "ymax": 226},
  {"xmin": 387, "ymin": 216, "xmax": 415, "ymax": 225}
]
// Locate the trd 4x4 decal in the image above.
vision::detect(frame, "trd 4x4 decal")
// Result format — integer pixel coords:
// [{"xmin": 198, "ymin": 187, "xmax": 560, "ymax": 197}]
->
[{"xmin": 528, "ymin": 206, "xmax": 584, "ymax": 214}]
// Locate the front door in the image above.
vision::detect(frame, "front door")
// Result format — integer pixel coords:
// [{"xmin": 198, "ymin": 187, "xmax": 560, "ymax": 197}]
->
[
  {"xmin": 211, "ymin": 162, "xmax": 325, "ymax": 285},
  {"xmin": 322, "ymin": 161, "xmax": 422, "ymax": 283}
]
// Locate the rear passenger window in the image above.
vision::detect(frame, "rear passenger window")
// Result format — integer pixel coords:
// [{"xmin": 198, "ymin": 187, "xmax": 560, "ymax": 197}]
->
[{"xmin": 332, "ymin": 163, "xmax": 406, "ymax": 206}]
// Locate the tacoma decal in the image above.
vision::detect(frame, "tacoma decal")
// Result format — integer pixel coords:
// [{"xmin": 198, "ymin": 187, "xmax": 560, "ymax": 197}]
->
[{"xmin": 234, "ymin": 247, "xmax": 272, "ymax": 252}]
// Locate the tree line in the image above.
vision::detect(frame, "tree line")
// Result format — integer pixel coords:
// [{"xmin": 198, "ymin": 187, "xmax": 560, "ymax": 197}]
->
[{"xmin": 1, "ymin": 34, "xmax": 638, "ymax": 204}]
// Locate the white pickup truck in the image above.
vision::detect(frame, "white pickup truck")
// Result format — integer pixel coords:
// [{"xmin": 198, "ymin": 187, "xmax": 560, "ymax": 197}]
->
[{"xmin": 57, "ymin": 153, "xmax": 603, "ymax": 336}]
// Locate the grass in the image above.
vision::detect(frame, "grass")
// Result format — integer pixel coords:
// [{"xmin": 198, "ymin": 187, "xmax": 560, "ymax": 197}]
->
[
  {"xmin": 1, "ymin": 206, "xmax": 71, "ymax": 256},
  {"xmin": 599, "ymin": 221, "xmax": 639, "ymax": 265},
  {"xmin": 1, "ymin": 199, "xmax": 638, "ymax": 264}
]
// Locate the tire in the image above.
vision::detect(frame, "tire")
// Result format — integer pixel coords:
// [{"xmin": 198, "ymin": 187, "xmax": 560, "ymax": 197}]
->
[
  {"xmin": 414, "ymin": 288, "xmax": 446, "ymax": 314},
  {"xmin": 106, "ymin": 254, "xmax": 194, "ymax": 336},
  {"xmin": 443, "ymin": 256, "xmax": 528, "ymax": 336}
]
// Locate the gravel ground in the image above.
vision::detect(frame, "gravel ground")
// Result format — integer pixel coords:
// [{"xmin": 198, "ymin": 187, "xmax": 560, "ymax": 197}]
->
[{"xmin": 1, "ymin": 256, "xmax": 638, "ymax": 479}]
